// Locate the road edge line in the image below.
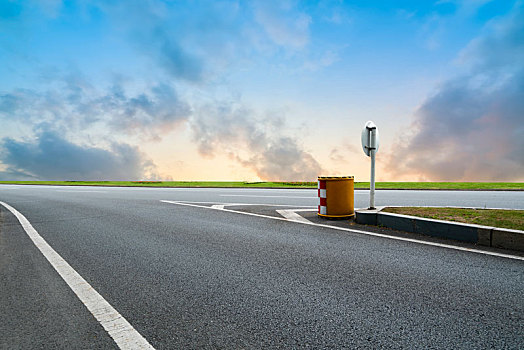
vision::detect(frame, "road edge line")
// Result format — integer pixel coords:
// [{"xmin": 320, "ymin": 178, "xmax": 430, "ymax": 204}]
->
[
  {"xmin": 0, "ymin": 201, "xmax": 155, "ymax": 350},
  {"xmin": 161, "ymin": 200, "xmax": 524, "ymax": 261}
]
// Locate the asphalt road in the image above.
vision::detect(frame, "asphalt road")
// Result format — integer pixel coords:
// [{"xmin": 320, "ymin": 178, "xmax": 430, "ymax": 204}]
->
[{"xmin": 1, "ymin": 185, "xmax": 523, "ymax": 349}]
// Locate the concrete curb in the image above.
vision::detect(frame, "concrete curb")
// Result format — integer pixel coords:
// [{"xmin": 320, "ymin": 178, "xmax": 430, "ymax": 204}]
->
[{"xmin": 355, "ymin": 208, "xmax": 524, "ymax": 252}]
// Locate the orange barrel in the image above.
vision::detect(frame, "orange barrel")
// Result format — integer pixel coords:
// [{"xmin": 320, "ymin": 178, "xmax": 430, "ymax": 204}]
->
[{"xmin": 317, "ymin": 176, "xmax": 354, "ymax": 219}]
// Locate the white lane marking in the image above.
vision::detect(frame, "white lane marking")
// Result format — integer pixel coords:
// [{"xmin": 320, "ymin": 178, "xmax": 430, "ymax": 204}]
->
[
  {"xmin": 276, "ymin": 209, "xmax": 314, "ymax": 223},
  {"xmin": 385, "ymin": 205, "xmax": 524, "ymax": 211},
  {"xmin": 219, "ymin": 189, "xmax": 316, "ymax": 193},
  {"xmin": 56, "ymin": 190, "xmax": 107, "ymax": 193},
  {"xmin": 211, "ymin": 204, "xmax": 225, "ymax": 209},
  {"xmin": 44, "ymin": 186, "xmax": 316, "ymax": 193},
  {"xmin": 161, "ymin": 200, "xmax": 524, "ymax": 262},
  {"xmin": 0, "ymin": 201, "xmax": 155, "ymax": 350},
  {"xmin": 167, "ymin": 200, "xmax": 316, "ymax": 208},
  {"xmin": 220, "ymin": 194, "xmax": 315, "ymax": 199}
]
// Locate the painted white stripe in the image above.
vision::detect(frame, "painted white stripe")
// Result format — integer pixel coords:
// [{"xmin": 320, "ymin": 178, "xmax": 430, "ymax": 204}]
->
[
  {"xmin": 220, "ymin": 194, "xmax": 315, "ymax": 199},
  {"xmin": 161, "ymin": 200, "xmax": 524, "ymax": 261},
  {"xmin": 6, "ymin": 186, "xmax": 317, "ymax": 193},
  {"xmin": 320, "ymin": 206, "xmax": 327, "ymax": 215},
  {"xmin": 211, "ymin": 204, "xmax": 225, "ymax": 209},
  {"xmin": 0, "ymin": 201, "xmax": 155, "ymax": 350},
  {"xmin": 276, "ymin": 209, "xmax": 313, "ymax": 223},
  {"xmin": 56, "ymin": 190, "xmax": 107, "ymax": 193},
  {"xmin": 384, "ymin": 205, "xmax": 524, "ymax": 211},
  {"xmin": 319, "ymin": 189, "xmax": 326, "ymax": 198},
  {"xmin": 168, "ymin": 201, "xmax": 316, "ymax": 208}
]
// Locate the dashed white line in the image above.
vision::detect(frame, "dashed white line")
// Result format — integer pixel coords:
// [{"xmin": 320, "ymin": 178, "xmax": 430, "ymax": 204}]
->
[
  {"xmin": 161, "ymin": 200, "xmax": 524, "ymax": 261},
  {"xmin": 0, "ymin": 201, "xmax": 155, "ymax": 350}
]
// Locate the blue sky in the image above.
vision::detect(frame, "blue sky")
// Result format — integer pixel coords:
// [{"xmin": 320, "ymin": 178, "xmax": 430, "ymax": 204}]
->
[{"xmin": 1, "ymin": 0, "xmax": 522, "ymax": 181}]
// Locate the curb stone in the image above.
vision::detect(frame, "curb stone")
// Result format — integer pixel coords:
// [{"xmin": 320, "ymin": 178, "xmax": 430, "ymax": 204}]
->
[{"xmin": 355, "ymin": 207, "xmax": 524, "ymax": 252}]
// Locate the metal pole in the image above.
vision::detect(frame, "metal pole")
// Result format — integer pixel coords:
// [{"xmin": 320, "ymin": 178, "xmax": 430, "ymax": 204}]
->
[
  {"xmin": 369, "ymin": 127, "xmax": 376, "ymax": 209},
  {"xmin": 370, "ymin": 148, "xmax": 375, "ymax": 209}
]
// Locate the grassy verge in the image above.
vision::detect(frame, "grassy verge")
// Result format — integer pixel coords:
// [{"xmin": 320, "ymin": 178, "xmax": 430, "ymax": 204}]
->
[
  {"xmin": 0, "ymin": 181, "xmax": 522, "ymax": 190},
  {"xmin": 0, "ymin": 181, "xmax": 317, "ymax": 188},
  {"xmin": 383, "ymin": 207, "xmax": 524, "ymax": 231},
  {"xmin": 360, "ymin": 182, "xmax": 524, "ymax": 190}
]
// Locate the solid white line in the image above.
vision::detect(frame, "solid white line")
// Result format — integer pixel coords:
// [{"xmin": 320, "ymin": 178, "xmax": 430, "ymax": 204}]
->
[
  {"xmin": 167, "ymin": 200, "xmax": 316, "ymax": 208},
  {"xmin": 384, "ymin": 205, "xmax": 524, "ymax": 211},
  {"xmin": 56, "ymin": 190, "xmax": 107, "ymax": 193},
  {"xmin": 276, "ymin": 209, "xmax": 312, "ymax": 223},
  {"xmin": 221, "ymin": 189, "xmax": 316, "ymax": 193},
  {"xmin": 0, "ymin": 201, "xmax": 155, "ymax": 350},
  {"xmin": 211, "ymin": 204, "xmax": 225, "ymax": 209},
  {"xmin": 220, "ymin": 194, "xmax": 315, "ymax": 199},
  {"xmin": 288, "ymin": 209, "xmax": 318, "ymax": 212},
  {"xmin": 161, "ymin": 200, "xmax": 524, "ymax": 261}
]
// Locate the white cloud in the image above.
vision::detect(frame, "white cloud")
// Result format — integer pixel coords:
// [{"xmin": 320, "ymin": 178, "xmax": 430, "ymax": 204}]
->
[
  {"xmin": 254, "ymin": 0, "xmax": 312, "ymax": 49},
  {"xmin": 388, "ymin": 5, "xmax": 524, "ymax": 181}
]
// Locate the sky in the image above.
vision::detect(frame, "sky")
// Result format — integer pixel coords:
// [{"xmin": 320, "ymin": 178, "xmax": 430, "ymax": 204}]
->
[{"xmin": 0, "ymin": 0, "xmax": 523, "ymax": 182}]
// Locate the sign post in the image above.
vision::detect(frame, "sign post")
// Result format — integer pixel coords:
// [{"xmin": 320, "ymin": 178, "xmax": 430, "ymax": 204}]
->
[{"xmin": 361, "ymin": 121, "xmax": 379, "ymax": 209}]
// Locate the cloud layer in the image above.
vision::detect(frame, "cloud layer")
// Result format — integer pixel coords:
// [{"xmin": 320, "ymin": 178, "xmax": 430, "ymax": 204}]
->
[
  {"xmin": 191, "ymin": 103, "xmax": 321, "ymax": 181},
  {"xmin": 0, "ymin": 1, "xmax": 322, "ymax": 181},
  {"xmin": 5, "ymin": 1, "xmax": 517, "ymax": 181},
  {"xmin": 0, "ymin": 71, "xmax": 322, "ymax": 180},
  {"xmin": 253, "ymin": 0, "xmax": 311, "ymax": 49},
  {"xmin": 0, "ymin": 77, "xmax": 190, "ymax": 140},
  {"xmin": 0, "ymin": 128, "xmax": 156, "ymax": 181},
  {"xmin": 388, "ymin": 5, "xmax": 524, "ymax": 181}
]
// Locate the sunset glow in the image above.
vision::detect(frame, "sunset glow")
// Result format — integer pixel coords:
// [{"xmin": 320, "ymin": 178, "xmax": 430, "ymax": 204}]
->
[{"xmin": 1, "ymin": 1, "xmax": 523, "ymax": 182}]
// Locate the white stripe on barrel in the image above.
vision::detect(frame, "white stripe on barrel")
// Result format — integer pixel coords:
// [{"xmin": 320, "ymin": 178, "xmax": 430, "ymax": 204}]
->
[{"xmin": 318, "ymin": 179, "xmax": 327, "ymax": 215}]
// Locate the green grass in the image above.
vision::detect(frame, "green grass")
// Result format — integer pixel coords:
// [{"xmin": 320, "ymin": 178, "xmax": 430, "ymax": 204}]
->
[
  {"xmin": 0, "ymin": 180, "xmax": 317, "ymax": 188},
  {"xmin": 383, "ymin": 207, "xmax": 524, "ymax": 231},
  {"xmin": 0, "ymin": 181, "xmax": 522, "ymax": 190},
  {"xmin": 361, "ymin": 182, "xmax": 524, "ymax": 190}
]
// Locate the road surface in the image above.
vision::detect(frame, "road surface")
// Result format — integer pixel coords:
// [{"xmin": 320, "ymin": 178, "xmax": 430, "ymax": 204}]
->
[{"xmin": 1, "ymin": 185, "xmax": 523, "ymax": 349}]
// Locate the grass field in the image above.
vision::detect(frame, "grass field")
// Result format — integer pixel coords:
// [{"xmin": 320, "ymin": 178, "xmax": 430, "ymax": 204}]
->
[
  {"xmin": 0, "ymin": 180, "xmax": 523, "ymax": 190},
  {"xmin": 0, "ymin": 180, "xmax": 314, "ymax": 188},
  {"xmin": 356, "ymin": 182, "xmax": 524, "ymax": 190},
  {"xmin": 383, "ymin": 207, "xmax": 524, "ymax": 231}
]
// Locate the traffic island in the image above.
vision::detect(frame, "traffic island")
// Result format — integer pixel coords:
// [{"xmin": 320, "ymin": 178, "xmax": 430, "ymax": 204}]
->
[{"xmin": 355, "ymin": 207, "xmax": 524, "ymax": 252}]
